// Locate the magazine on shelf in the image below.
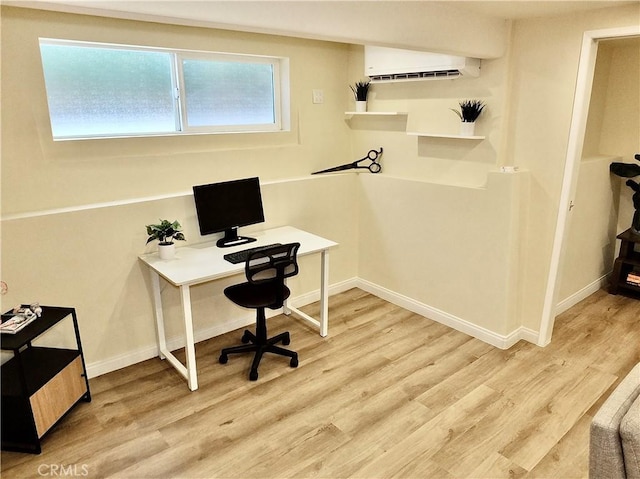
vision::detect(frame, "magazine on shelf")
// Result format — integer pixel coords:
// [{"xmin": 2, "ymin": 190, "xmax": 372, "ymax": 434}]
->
[
  {"xmin": 0, "ymin": 313, "xmax": 36, "ymax": 334},
  {"xmin": 627, "ymin": 270, "xmax": 640, "ymax": 285}
]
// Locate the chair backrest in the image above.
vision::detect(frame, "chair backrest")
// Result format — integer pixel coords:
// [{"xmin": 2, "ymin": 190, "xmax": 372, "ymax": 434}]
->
[{"xmin": 245, "ymin": 242, "xmax": 300, "ymax": 285}]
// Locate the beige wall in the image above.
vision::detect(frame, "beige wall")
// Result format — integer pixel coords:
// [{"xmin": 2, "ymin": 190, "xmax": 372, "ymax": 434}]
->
[
  {"xmin": 1, "ymin": 176, "xmax": 359, "ymax": 373},
  {"xmin": 347, "ymin": 44, "xmax": 511, "ymax": 188},
  {"xmin": 1, "ymin": 7, "xmax": 352, "ymax": 214},
  {"xmin": 347, "ymin": 41, "xmax": 531, "ymax": 343},
  {"xmin": 558, "ymin": 39, "xmax": 640, "ymax": 304},
  {"xmin": 505, "ymin": 4, "xmax": 640, "ymax": 331},
  {"xmin": 357, "ymin": 172, "xmax": 527, "ymax": 338},
  {"xmin": 2, "ymin": 4, "xmax": 639, "ymax": 375},
  {"xmin": 349, "ymin": 4, "xmax": 638, "ymax": 341},
  {"xmin": 0, "ymin": 7, "xmax": 357, "ymax": 374},
  {"xmin": 599, "ymin": 40, "xmax": 640, "ymax": 234},
  {"xmin": 583, "ymin": 45, "xmax": 613, "ymax": 160}
]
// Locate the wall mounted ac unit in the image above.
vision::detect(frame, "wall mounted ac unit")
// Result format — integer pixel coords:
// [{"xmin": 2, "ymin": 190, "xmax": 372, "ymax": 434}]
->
[{"xmin": 365, "ymin": 46, "xmax": 481, "ymax": 82}]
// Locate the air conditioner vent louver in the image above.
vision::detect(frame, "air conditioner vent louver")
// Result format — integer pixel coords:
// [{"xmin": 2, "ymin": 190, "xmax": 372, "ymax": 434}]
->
[
  {"xmin": 369, "ymin": 70, "xmax": 462, "ymax": 82},
  {"xmin": 365, "ymin": 46, "xmax": 480, "ymax": 83}
]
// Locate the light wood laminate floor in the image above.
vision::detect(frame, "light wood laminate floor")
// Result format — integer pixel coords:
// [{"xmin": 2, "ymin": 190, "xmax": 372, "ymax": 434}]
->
[{"xmin": 2, "ymin": 288, "xmax": 639, "ymax": 478}]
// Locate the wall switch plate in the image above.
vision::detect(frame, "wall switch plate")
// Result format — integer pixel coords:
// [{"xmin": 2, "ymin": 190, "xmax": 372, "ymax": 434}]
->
[{"xmin": 312, "ymin": 89, "xmax": 324, "ymax": 104}]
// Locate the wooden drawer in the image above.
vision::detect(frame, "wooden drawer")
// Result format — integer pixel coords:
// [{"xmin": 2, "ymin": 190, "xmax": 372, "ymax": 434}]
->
[{"xmin": 29, "ymin": 356, "xmax": 86, "ymax": 437}]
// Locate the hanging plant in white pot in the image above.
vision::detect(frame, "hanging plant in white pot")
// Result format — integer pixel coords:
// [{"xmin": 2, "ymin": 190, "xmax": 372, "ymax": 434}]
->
[
  {"xmin": 145, "ymin": 219, "xmax": 186, "ymax": 260},
  {"xmin": 451, "ymin": 99, "xmax": 486, "ymax": 136}
]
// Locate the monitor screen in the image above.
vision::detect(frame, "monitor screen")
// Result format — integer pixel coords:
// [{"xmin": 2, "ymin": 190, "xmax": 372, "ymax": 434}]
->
[{"xmin": 192, "ymin": 177, "xmax": 265, "ymax": 247}]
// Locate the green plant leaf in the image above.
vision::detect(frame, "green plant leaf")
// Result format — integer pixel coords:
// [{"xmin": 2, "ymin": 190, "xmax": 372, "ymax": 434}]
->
[{"xmin": 145, "ymin": 218, "xmax": 186, "ymax": 244}]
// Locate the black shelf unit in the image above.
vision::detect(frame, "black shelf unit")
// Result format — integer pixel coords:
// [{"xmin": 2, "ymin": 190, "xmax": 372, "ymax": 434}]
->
[
  {"xmin": 1, "ymin": 306, "xmax": 91, "ymax": 454},
  {"xmin": 610, "ymin": 229, "xmax": 640, "ymax": 296}
]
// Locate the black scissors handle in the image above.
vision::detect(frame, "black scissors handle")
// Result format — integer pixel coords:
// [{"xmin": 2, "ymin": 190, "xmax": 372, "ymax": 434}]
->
[
  {"xmin": 368, "ymin": 162, "xmax": 382, "ymax": 173},
  {"xmin": 366, "ymin": 149, "xmax": 381, "ymax": 160},
  {"xmin": 363, "ymin": 148, "xmax": 382, "ymax": 173}
]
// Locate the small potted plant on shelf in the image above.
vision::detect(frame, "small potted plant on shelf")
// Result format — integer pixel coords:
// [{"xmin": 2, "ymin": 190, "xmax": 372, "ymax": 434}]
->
[
  {"xmin": 451, "ymin": 99, "xmax": 486, "ymax": 136},
  {"xmin": 146, "ymin": 219, "xmax": 185, "ymax": 260},
  {"xmin": 350, "ymin": 80, "xmax": 371, "ymax": 112}
]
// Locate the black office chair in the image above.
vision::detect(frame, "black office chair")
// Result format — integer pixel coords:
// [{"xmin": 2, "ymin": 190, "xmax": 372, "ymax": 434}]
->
[{"xmin": 219, "ymin": 242, "xmax": 301, "ymax": 381}]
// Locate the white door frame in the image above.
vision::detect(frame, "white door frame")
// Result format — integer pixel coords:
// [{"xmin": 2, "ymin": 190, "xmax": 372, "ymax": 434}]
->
[{"xmin": 539, "ymin": 25, "xmax": 640, "ymax": 346}]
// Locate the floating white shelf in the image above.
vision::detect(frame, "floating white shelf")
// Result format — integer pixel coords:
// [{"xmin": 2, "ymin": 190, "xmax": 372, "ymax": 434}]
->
[
  {"xmin": 406, "ymin": 131, "xmax": 485, "ymax": 140},
  {"xmin": 344, "ymin": 111, "xmax": 408, "ymax": 119},
  {"xmin": 343, "ymin": 112, "xmax": 486, "ymax": 140}
]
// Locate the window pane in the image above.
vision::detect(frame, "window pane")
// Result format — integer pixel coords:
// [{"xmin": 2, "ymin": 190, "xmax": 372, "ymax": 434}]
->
[
  {"xmin": 182, "ymin": 59, "xmax": 275, "ymax": 127},
  {"xmin": 40, "ymin": 43, "xmax": 176, "ymax": 137}
]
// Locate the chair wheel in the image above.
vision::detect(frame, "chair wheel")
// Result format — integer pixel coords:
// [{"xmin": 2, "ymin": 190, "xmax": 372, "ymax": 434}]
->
[
  {"xmin": 282, "ymin": 333, "xmax": 291, "ymax": 346},
  {"xmin": 249, "ymin": 369, "xmax": 259, "ymax": 381},
  {"xmin": 219, "ymin": 354, "xmax": 228, "ymax": 364},
  {"xmin": 290, "ymin": 357, "xmax": 299, "ymax": 368},
  {"xmin": 241, "ymin": 331, "xmax": 251, "ymax": 343}
]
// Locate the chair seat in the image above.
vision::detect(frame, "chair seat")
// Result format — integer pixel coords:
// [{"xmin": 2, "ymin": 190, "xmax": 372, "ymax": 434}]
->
[{"xmin": 224, "ymin": 282, "xmax": 291, "ymax": 310}]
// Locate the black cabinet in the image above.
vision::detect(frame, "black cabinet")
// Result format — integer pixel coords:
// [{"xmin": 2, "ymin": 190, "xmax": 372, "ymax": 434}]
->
[
  {"xmin": 1, "ymin": 306, "xmax": 91, "ymax": 453},
  {"xmin": 610, "ymin": 229, "xmax": 640, "ymax": 296}
]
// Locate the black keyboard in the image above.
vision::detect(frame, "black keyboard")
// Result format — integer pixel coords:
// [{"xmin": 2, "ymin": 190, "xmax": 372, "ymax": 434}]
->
[{"xmin": 223, "ymin": 243, "xmax": 281, "ymax": 264}]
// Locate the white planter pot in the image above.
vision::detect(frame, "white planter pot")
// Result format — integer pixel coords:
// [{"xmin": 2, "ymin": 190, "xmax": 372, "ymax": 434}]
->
[
  {"xmin": 355, "ymin": 101, "xmax": 367, "ymax": 112},
  {"xmin": 158, "ymin": 243, "xmax": 176, "ymax": 260},
  {"xmin": 460, "ymin": 121, "xmax": 476, "ymax": 136}
]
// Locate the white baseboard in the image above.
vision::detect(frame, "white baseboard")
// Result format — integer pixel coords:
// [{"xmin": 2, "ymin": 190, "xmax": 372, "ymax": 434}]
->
[
  {"xmin": 86, "ymin": 345, "xmax": 163, "ymax": 379},
  {"xmin": 355, "ymin": 278, "xmax": 539, "ymax": 350},
  {"xmin": 555, "ymin": 274, "xmax": 609, "ymax": 316},
  {"xmin": 85, "ymin": 277, "xmax": 359, "ymax": 378},
  {"xmin": 87, "ymin": 276, "xmax": 541, "ymax": 377}
]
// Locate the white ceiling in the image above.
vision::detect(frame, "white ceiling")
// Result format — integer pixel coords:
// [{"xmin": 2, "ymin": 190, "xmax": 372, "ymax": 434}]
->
[
  {"xmin": 448, "ymin": 0, "xmax": 637, "ymax": 19},
  {"xmin": 4, "ymin": 0, "xmax": 639, "ymax": 58},
  {"xmin": 10, "ymin": 1, "xmax": 637, "ymax": 23}
]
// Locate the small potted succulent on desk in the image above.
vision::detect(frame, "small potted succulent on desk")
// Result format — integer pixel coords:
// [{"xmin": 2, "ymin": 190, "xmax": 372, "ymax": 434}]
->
[
  {"xmin": 146, "ymin": 219, "xmax": 185, "ymax": 260},
  {"xmin": 451, "ymin": 99, "xmax": 485, "ymax": 136}
]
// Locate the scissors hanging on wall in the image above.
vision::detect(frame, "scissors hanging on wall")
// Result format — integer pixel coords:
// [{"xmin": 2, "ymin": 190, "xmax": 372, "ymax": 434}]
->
[{"xmin": 312, "ymin": 147, "xmax": 383, "ymax": 175}]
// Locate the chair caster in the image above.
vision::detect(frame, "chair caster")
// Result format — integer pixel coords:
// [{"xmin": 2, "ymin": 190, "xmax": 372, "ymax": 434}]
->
[
  {"xmin": 282, "ymin": 333, "xmax": 291, "ymax": 346},
  {"xmin": 249, "ymin": 369, "xmax": 259, "ymax": 381},
  {"xmin": 290, "ymin": 356, "xmax": 298, "ymax": 368},
  {"xmin": 241, "ymin": 331, "xmax": 251, "ymax": 343},
  {"xmin": 219, "ymin": 354, "xmax": 228, "ymax": 364}
]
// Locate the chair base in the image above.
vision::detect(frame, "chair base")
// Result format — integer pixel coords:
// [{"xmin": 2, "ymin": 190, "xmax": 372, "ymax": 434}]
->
[{"xmin": 219, "ymin": 312, "xmax": 298, "ymax": 381}]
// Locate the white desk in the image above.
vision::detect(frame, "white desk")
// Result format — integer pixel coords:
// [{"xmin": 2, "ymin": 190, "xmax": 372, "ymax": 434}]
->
[{"xmin": 139, "ymin": 226, "xmax": 338, "ymax": 391}]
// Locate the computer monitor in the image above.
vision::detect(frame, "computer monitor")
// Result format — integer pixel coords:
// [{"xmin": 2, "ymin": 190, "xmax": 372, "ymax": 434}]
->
[{"xmin": 192, "ymin": 177, "xmax": 265, "ymax": 248}]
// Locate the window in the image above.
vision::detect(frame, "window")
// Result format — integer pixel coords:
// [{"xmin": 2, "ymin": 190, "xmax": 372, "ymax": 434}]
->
[{"xmin": 39, "ymin": 39, "xmax": 287, "ymax": 140}]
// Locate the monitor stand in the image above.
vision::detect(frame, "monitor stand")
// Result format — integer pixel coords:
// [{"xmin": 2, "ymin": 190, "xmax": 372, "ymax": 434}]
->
[{"xmin": 217, "ymin": 227, "xmax": 257, "ymax": 248}]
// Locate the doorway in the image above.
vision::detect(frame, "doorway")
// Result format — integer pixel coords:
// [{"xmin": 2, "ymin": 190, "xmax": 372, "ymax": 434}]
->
[{"xmin": 539, "ymin": 26, "xmax": 640, "ymax": 346}]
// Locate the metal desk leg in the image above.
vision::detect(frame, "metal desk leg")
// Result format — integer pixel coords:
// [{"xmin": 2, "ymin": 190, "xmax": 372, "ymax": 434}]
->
[
  {"xmin": 150, "ymin": 271, "xmax": 167, "ymax": 360},
  {"xmin": 179, "ymin": 285, "xmax": 198, "ymax": 391},
  {"xmin": 282, "ymin": 249, "xmax": 330, "ymax": 337},
  {"xmin": 319, "ymin": 249, "xmax": 329, "ymax": 337},
  {"xmin": 149, "ymin": 272, "xmax": 199, "ymax": 391}
]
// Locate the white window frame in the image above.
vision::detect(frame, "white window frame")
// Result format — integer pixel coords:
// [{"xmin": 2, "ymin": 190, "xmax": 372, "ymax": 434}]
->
[
  {"xmin": 39, "ymin": 38, "xmax": 289, "ymax": 140},
  {"xmin": 176, "ymin": 51, "xmax": 282, "ymax": 134}
]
